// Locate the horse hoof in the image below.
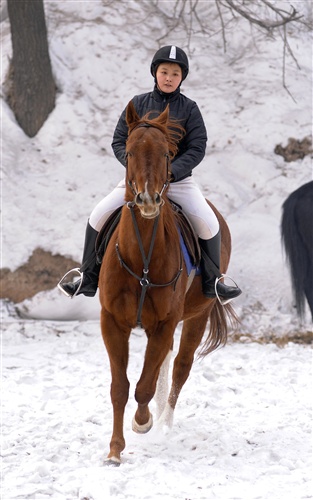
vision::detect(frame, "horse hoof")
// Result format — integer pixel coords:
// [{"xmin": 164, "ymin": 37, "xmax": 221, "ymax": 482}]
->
[
  {"xmin": 132, "ymin": 413, "xmax": 153, "ymax": 434},
  {"xmin": 104, "ymin": 456, "xmax": 121, "ymax": 467}
]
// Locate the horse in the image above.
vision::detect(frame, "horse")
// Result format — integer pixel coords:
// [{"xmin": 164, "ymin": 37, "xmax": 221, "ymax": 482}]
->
[
  {"xmin": 99, "ymin": 101, "xmax": 238, "ymax": 465},
  {"xmin": 281, "ymin": 180, "xmax": 313, "ymax": 321}
]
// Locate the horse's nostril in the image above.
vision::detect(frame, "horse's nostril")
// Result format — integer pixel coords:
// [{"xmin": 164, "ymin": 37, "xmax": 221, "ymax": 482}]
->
[
  {"xmin": 155, "ymin": 193, "xmax": 161, "ymax": 204},
  {"xmin": 135, "ymin": 193, "xmax": 144, "ymax": 205}
]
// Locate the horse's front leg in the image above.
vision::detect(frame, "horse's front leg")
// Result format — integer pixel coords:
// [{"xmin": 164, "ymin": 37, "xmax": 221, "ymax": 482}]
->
[
  {"xmin": 101, "ymin": 308, "xmax": 130, "ymax": 465},
  {"xmin": 133, "ymin": 320, "xmax": 176, "ymax": 433}
]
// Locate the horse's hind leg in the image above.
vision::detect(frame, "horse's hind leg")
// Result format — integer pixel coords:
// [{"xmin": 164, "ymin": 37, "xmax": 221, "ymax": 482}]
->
[
  {"xmin": 101, "ymin": 309, "xmax": 130, "ymax": 464},
  {"xmin": 154, "ymin": 346, "xmax": 173, "ymax": 419},
  {"xmin": 158, "ymin": 312, "xmax": 209, "ymax": 429}
]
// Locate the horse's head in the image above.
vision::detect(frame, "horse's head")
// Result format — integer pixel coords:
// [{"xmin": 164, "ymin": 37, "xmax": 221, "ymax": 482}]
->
[{"xmin": 125, "ymin": 101, "xmax": 184, "ymax": 219}]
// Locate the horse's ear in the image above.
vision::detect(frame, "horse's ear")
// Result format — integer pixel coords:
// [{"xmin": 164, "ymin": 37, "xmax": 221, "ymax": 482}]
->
[
  {"xmin": 156, "ymin": 104, "xmax": 170, "ymax": 127},
  {"xmin": 126, "ymin": 100, "xmax": 140, "ymax": 128}
]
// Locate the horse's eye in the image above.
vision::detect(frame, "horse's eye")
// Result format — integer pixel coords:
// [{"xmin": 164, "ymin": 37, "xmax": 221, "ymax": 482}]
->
[{"xmin": 127, "ymin": 152, "xmax": 133, "ymax": 158}]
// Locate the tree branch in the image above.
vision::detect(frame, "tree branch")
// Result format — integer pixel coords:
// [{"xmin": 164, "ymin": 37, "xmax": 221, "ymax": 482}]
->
[
  {"xmin": 215, "ymin": 0, "xmax": 227, "ymax": 52},
  {"xmin": 221, "ymin": 0, "xmax": 302, "ymax": 31}
]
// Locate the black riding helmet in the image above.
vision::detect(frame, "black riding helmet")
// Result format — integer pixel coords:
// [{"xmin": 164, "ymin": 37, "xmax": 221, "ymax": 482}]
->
[{"xmin": 150, "ymin": 45, "xmax": 189, "ymax": 82}]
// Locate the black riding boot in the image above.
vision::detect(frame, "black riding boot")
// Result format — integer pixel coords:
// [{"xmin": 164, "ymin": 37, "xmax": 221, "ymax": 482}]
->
[
  {"xmin": 199, "ymin": 232, "xmax": 242, "ymax": 301},
  {"xmin": 58, "ymin": 222, "xmax": 100, "ymax": 298}
]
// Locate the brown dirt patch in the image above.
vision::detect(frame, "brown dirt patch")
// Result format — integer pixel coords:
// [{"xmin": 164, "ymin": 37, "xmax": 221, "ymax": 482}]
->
[
  {"xmin": 0, "ymin": 248, "xmax": 79, "ymax": 303},
  {"xmin": 230, "ymin": 331, "xmax": 312, "ymax": 347},
  {"xmin": 274, "ymin": 136, "xmax": 312, "ymax": 162}
]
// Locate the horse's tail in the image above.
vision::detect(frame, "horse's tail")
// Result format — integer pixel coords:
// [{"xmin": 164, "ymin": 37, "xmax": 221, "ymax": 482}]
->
[
  {"xmin": 198, "ymin": 301, "xmax": 239, "ymax": 357},
  {"xmin": 281, "ymin": 189, "xmax": 308, "ymax": 319}
]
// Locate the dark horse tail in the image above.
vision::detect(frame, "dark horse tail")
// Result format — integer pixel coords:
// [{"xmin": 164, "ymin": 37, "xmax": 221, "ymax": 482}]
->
[{"xmin": 281, "ymin": 181, "xmax": 313, "ymax": 320}]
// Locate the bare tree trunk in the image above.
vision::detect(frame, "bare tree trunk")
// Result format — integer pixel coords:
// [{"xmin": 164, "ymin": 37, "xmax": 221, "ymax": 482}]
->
[{"xmin": 7, "ymin": 0, "xmax": 56, "ymax": 137}]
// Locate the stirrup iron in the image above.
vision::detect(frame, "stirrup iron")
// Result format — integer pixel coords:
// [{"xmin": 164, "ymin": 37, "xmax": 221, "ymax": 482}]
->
[
  {"xmin": 57, "ymin": 268, "xmax": 83, "ymax": 298},
  {"xmin": 214, "ymin": 274, "xmax": 240, "ymax": 306}
]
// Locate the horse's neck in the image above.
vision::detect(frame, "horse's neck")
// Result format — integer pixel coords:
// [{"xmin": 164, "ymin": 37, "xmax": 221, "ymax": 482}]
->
[{"xmin": 118, "ymin": 205, "xmax": 177, "ymax": 261}]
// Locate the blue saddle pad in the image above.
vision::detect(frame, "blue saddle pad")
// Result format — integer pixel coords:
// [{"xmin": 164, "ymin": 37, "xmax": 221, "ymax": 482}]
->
[{"xmin": 179, "ymin": 232, "xmax": 201, "ymax": 276}]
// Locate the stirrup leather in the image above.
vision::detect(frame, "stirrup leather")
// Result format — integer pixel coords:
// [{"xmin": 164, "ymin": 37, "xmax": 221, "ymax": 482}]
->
[
  {"xmin": 214, "ymin": 274, "xmax": 240, "ymax": 306},
  {"xmin": 57, "ymin": 268, "xmax": 83, "ymax": 298}
]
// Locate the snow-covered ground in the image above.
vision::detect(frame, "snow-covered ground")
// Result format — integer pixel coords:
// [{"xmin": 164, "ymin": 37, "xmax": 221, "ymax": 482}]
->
[
  {"xmin": 1, "ymin": 1, "xmax": 312, "ymax": 499},
  {"xmin": 2, "ymin": 320, "xmax": 312, "ymax": 500}
]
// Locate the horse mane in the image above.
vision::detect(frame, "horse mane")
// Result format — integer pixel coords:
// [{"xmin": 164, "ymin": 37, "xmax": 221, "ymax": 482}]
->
[{"xmin": 128, "ymin": 111, "xmax": 185, "ymax": 159}]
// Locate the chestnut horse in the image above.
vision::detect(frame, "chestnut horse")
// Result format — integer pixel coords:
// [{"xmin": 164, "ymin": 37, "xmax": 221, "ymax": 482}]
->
[{"xmin": 99, "ymin": 101, "xmax": 237, "ymax": 465}]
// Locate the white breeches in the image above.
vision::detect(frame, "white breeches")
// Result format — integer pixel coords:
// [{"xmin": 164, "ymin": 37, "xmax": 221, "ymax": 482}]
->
[{"xmin": 89, "ymin": 176, "xmax": 219, "ymax": 240}]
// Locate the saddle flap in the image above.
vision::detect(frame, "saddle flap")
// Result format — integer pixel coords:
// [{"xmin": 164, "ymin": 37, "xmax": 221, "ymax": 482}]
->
[{"xmin": 96, "ymin": 206, "xmax": 122, "ymax": 264}]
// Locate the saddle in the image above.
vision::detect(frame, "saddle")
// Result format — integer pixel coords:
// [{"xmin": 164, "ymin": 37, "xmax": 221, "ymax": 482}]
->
[{"xmin": 95, "ymin": 201, "xmax": 201, "ymax": 271}]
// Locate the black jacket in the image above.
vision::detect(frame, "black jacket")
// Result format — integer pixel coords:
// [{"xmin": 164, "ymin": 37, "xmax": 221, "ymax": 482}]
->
[{"xmin": 111, "ymin": 86, "xmax": 207, "ymax": 182}]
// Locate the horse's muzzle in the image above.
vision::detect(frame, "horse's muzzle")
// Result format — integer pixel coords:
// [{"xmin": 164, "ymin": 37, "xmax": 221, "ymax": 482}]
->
[{"xmin": 135, "ymin": 191, "xmax": 163, "ymax": 219}]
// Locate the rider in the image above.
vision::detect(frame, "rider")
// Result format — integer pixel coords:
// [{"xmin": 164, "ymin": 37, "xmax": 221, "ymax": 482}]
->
[{"xmin": 58, "ymin": 45, "xmax": 241, "ymax": 302}]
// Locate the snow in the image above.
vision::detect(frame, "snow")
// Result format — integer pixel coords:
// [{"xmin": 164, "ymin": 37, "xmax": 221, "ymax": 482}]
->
[
  {"xmin": 1, "ymin": 1, "xmax": 312, "ymax": 499},
  {"xmin": 2, "ymin": 320, "xmax": 312, "ymax": 500}
]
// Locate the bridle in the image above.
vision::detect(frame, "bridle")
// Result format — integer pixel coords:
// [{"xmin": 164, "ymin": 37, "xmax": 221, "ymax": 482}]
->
[{"xmin": 115, "ymin": 122, "xmax": 182, "ymax": 327}]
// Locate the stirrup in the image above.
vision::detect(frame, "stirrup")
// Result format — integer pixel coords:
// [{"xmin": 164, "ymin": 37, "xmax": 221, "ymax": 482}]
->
[
  {"xmin": 214, "ymin": 274, "xmax": 240, "ymax": 306},
  {"xmin": 57, "ymin": 268, "xmax": 83, "ymax": 298}
]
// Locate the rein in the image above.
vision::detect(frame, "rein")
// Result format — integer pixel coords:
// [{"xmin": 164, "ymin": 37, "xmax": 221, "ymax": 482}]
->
[{"xmin": 115, "ymin": 202, "xmax": 183, "ymax": 328}]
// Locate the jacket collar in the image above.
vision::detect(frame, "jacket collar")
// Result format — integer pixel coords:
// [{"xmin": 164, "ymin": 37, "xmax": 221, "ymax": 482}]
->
[{"xmin": 152, "ymin": 85, "xmax": 181, "ymax": 102}]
